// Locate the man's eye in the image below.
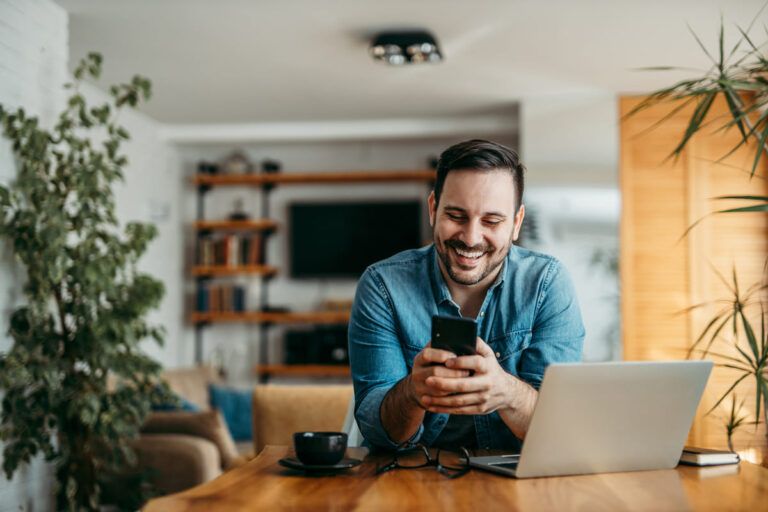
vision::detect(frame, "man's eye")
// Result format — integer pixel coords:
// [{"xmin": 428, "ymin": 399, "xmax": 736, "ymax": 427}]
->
[
  {"xmin": 447, "ymin": 214, "xmax": 466, "ymax": 221},
  {"xmin": 484, "ymin": 220, "xmax": 502, "ymax": 226}
]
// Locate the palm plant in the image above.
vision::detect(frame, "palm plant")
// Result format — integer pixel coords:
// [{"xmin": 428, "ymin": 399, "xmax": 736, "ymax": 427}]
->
[
  {"xmin": 686, "ymin": 268, "xmax": 767, "ymax": 436},
  {"xmin": 628, "ymin": 10, "xmax": 768, "ymax": 446},
  {"xmin": 724, "ymin": 395, "xmax": 751, "ymax": 452},
  {"xmin": 627, "ymin": 10, "xmax": 768, "ymax": 213}
]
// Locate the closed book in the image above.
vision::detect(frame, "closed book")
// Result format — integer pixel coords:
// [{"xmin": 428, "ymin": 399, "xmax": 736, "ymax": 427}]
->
[
  {"xmin": 240, "ymin": 237, "xmax": 250, "ymax": 266},
  {"xmin": 233, "ymin": 286, "xmax": 246, "ymax": 312},
  {"xmin": 679, "ymin": 447, "xmax": 739, "ymax": 466},
  {"xmin": 251, "ymin": 234, "xmax": 261, "ymax": 264},
  {"xmin": 196, "ymin": 286, "xmax": 209, "ymax": 312},
  {"xmin": 229, "ymin": 236, "xmax": 239, "ymax": 267}
]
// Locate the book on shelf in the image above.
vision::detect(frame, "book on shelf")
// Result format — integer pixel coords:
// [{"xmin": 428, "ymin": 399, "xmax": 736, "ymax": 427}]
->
[
  {"xmin": 197, "ymin": 234, "xmax": 262, "ymax": 267},
  {"xmin": 679, "ymin": 447, "xmax": 740, "ymax": 466},
  {"xmin": 196, "ymin": 284, "xmax": 247, "ymax": 313}
]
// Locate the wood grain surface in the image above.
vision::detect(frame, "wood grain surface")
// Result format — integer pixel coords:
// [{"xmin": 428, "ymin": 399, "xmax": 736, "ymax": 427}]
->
[{"xmin": 144, "ymin": 445, "xmax": 768, "ymax": 511}]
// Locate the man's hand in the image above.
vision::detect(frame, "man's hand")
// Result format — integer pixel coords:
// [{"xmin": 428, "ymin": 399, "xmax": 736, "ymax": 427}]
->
[
  {"xmin": 420, "ymin": 338, "xmax": 538, "ymax": 439},
  {"xmin": 379, "ymin": 342, "xmax": 470, "ymax": 444},
  {"xmin": 408, "ymin": 343, "xmax": 471, "ymax": 408}
]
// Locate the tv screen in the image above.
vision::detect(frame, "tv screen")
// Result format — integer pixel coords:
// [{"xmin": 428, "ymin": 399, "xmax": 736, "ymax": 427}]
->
[{"xmin": 289, "ymin": 201, "xmax": 422, "ymax": 278}]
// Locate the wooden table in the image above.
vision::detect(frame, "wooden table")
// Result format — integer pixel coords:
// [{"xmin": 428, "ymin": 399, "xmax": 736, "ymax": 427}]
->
[{"xmin": 144, "ymin": 446, "xmax": 768, "ymax": 511}]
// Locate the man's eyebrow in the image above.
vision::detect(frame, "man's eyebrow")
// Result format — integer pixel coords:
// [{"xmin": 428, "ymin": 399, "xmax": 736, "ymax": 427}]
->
[{"xmin": 443, "ymin": 205, "xmax": 508, "ymax": 218}]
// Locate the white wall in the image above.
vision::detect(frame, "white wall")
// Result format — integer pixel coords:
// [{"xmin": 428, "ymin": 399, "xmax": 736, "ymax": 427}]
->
[
  {"xmin": 0, "ymin": 0, "xmax": 67, "ymax": 509},
  {"xmin": 78, "ymin": 82, "xmax": 183, "ymax": 369},
  {"xmin": 522, "ymin": 92, "xmax": 621, "ymax": 361},
  {"xmin": 0, "ymin": 2, "xmax": 182, "ymax": 507}
]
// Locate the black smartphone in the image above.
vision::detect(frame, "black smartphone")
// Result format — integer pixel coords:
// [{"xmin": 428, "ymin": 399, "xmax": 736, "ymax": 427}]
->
[{"xmin": 431, "ymin": 315, "xmax": 477, "ymax": 356}]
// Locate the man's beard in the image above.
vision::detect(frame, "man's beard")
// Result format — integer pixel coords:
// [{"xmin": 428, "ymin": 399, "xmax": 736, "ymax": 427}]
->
[{"xmin": 435, "ymin": 235, "xmax": 511, "ymax": 286}]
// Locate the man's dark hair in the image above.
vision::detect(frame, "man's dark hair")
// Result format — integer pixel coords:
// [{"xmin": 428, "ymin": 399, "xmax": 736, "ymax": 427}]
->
[{"xmin": 433, "ymin": 139, "xmax": 525, "ymax": 211}]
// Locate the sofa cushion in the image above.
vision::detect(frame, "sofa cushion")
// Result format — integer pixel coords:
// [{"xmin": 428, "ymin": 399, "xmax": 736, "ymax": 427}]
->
[
  {"xmin": 133, "ymin": 433, "xmax": 222, "ymax": 495},
  {"xmin": 141, "ymin": 410, "xmax": 243, "ymax": 470}
]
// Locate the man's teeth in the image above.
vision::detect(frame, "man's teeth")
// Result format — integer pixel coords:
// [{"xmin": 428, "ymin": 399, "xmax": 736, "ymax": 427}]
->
[{"xmin": 454, "ymin": 248, "xmax": 484, "ymax": 259}]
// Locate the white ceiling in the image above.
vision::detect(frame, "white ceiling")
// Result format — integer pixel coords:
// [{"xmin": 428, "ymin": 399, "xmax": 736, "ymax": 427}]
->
[{"xmin": 57, "ymin": 0, "xmax": 765, "ymax": 124}]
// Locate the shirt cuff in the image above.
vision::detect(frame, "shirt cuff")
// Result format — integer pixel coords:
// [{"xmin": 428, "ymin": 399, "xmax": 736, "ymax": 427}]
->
[{"xmin": 355, "ymin": 384, "xmax": 424, "ymax": 450}]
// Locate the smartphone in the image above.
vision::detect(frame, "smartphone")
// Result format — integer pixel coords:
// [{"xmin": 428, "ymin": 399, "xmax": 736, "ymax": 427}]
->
[{"xmin": 431, "ymin": 315, "xmax": 477, "ymax": 356}]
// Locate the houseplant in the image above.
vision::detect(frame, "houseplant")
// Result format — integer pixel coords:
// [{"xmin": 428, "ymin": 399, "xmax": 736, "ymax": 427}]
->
[
  {"xmin": 0, "ymin": 53, "xmax": 169, "ymax": 510},
  {"xmin": 628, "ymin": 14, "xmax": 767, "ymax": 448}
]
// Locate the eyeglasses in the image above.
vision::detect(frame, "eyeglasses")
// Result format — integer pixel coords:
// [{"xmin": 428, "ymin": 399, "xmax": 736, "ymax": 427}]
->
[{"xmin": 376, "ymin": 444, "xmax": 471, "ymax": 479}]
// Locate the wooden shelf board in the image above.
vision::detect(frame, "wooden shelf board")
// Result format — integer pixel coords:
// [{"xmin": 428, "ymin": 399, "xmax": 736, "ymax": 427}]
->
[
  {"xmin": 254, "ymin": 364, "xmax": 350, "ymax": 378},
  {"xmin": 194, "ymin": 219, "xmax": 278, "ymax": 231},
  {"xmin": 192, "ymin": 265, "xmax": 278, "ymax": 277},
  {"xmin": 193, "ymin": 170, "xmax": 436, "ymax": 186},
  {"xmin": 191, "ymin": 310, "xmax": 351, "ymax": 324}
]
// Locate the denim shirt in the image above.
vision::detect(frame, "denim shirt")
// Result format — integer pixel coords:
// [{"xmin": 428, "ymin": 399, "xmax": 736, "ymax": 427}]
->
[{"xmin": 348, "ymin": 244, "xmax": 585, "ymax": 452}]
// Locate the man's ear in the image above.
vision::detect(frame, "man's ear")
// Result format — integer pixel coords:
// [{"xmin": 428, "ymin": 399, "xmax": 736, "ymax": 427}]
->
[
  {"xmin": 427, "ymin": 191, "xmax": 436, "ymax": 227},
  {"xmin": 511, "ymin": 204, "xmax": 525, "ymax": 241}
]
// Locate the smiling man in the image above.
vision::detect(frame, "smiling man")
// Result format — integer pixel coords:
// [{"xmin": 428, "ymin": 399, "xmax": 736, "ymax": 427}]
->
[{"xmin": 349, "ymin": 139, "xmax": 585, "ymax": 451}]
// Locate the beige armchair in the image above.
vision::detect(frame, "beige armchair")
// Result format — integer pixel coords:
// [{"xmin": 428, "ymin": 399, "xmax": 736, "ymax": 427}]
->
[
  {"xmin": 133, "ymin": 366, "xmax": 248, "ymax": 496},
  {"xmin": 252, "ymin": 385, "xmax": 354, "ymax": 454}
]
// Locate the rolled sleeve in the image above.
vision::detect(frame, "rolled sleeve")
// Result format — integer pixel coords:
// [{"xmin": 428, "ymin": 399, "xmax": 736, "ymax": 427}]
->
[
  {"xmin": 518, "ymin": 260, "xmax": 585, "ymax": 389},
  {"xmin": 348, "ymin": 267, "xmax": 423, "ymax": 449}
]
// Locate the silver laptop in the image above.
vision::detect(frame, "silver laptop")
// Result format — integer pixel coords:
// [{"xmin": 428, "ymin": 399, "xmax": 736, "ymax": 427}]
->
[{"xmin": 469, "ymin": 361, "xmax": 712, "ymax": 478}]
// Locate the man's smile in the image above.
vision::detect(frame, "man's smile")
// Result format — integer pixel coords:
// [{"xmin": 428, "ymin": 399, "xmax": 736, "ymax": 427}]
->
[{"xmin": 451, "ymin": 245, "xmax": 486, "ymax": 268}]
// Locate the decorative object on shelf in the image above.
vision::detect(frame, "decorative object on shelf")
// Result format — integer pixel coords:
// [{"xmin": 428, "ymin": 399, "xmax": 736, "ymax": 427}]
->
[
  {"xmin": 0, "ymin": 53, "xmax": 170, "ymax": 511},
  {"xmin": 285, "ymin": 325, "xmax": 349, "ymax": 366},
  {"xmin": 369, "ymin": 30, "xmax": 442, "ymax": 65},
  {"xmin": 228, "ymin": 198, "xmax": 250, "ymax": 221},
  {"xmin": 197, "ymin": 160, "xmax": 219, "ymax": 175},
  {"xmin": 221, "ymin": 150, "xmax": 253, "ymax": 175},
  {"xmin": 261, "ymin": 158, "xmax": 282, "ymax": 174}
]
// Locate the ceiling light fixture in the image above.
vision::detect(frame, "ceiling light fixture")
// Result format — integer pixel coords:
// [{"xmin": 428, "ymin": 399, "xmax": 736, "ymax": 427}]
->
[{"xmin": 369, "ymin": 30, "xmax": 443, "ymax": 65}]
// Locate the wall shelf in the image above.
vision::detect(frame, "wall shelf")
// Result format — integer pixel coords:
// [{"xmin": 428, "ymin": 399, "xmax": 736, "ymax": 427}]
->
[
  {"xmin": 194, "ymin": 219, "xmax": 278, "ymax": 231},
  {"xmin": 193, "ymin": 169, "xmax": 435, "ymax": 186},
  {"xmin": 191, "ymin": 165, "xmax": 434, "ymax": 379},
  {"xmin": 191, "ymin": 310, "xmax": 351, "ymax": 324},
  {"xmin": 191, "ymin": 265, "xmax": 278, "ymax": 277}
]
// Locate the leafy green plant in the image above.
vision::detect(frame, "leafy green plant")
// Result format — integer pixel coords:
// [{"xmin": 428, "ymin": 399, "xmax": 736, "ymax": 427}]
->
[
  {"xmin": 686, "ymin": 268, "xmax": 767, "ymax": 434},
  {"xmin": 627, "ymin": 9, "xmax": 768, "ymax": 213},
  {"xmin": 723, "ymin": 395, "xmax": 751, "ymax": 452},
  {"xmin": 629, "ymin": 10, "xmax": 768, "ymax": 448},
  {"xmin": 0, "ymin": 53, "xmax": 170, "ymax": 510}
]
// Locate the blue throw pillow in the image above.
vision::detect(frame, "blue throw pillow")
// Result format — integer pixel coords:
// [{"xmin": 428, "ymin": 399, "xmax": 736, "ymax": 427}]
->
[{"xmin": 208, "ymin": 384, "xmax": 253, "ymax": 442}]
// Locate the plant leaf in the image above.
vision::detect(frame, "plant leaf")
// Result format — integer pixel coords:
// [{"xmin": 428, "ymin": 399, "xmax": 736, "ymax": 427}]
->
[{"xmin": 707, "ymin": 372, "xmax": 751, "ymax": 414}]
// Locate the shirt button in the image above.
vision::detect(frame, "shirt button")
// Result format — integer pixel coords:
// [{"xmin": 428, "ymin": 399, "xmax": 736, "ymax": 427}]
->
[
  {"xmin": 495, "ymin": 352, "xmax": 501, "ymax": 358},
  {"xmin": 480, "ymin": 311, "xmax": 485, "ymax": 316}
]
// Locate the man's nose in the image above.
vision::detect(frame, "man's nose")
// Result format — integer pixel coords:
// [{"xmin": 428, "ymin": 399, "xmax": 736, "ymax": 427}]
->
[{"xmin": 460, "ymin": 220, "xmax": 484, "ymax": 248}]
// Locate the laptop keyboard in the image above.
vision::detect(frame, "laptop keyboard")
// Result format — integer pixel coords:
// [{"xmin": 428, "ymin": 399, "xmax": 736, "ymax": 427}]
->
[{"xmin": 489, "ymin": 461, "xmax": 519, "ymax": 470}]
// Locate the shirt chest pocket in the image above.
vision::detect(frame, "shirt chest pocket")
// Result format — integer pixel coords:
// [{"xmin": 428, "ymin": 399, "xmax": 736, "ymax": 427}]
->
[{"xmin": 487, "ymin": 330, "xmax": 531, "ymax": 371}]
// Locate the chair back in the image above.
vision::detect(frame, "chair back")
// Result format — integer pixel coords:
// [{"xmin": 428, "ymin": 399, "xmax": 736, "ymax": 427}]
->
[{"xmin": 252, "ymin": 385, "xmax": 353, "ymax": 454}]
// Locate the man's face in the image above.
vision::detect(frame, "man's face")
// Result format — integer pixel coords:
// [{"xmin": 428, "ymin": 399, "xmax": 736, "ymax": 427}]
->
[{"xmin": 428, "ymin": 169, "xmax": 525, "ymax": 287}]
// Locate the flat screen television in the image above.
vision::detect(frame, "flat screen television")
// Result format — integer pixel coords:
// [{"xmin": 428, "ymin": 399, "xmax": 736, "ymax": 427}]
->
[{"xmin": 289, "ymin": 200, "xmax": 423, "ymax": 278}]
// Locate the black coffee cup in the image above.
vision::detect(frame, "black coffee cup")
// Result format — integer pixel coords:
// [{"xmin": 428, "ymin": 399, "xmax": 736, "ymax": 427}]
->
[{"xmin": 293, "ymin": 432, "xmax": 348, "ymax": 466}]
